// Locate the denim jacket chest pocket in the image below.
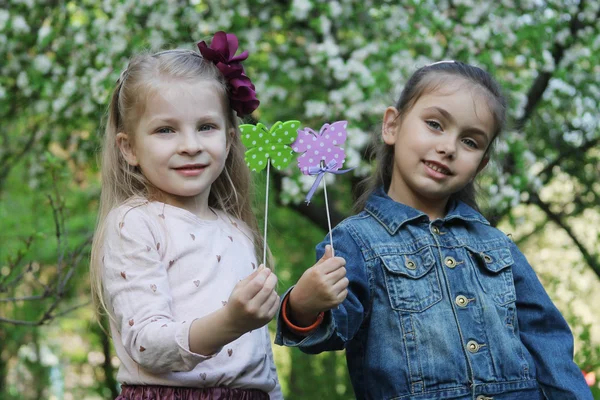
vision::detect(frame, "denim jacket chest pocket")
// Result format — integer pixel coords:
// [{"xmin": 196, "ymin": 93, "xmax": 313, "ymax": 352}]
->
[
  {"xmin": 467, "ymin": 245, "xmax": 516, "ymax": 305},
  {"xmin": 380, "ymin": 246, "xmax": 443, "ymax": 312}
]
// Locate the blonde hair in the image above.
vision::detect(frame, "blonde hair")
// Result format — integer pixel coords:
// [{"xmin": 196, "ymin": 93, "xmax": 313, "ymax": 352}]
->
[{"xmin": 90, "ymin": 49, "xmax": 264, "ymax": 320}]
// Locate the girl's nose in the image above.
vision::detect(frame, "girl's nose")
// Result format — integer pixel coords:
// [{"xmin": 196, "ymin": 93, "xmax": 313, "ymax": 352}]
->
[
  {"xmin": 436, "ymin": 140, "xmax": 456, "ymax": 159},
  {"xmin": 178, "ymin": 130, "xmax": 202, "ymax": 155}
]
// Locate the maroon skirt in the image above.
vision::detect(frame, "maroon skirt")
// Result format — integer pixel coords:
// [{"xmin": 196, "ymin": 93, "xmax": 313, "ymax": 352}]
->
[{"xmin": 116, "ymin": 385, "xmax": 270, "ymax": 400}]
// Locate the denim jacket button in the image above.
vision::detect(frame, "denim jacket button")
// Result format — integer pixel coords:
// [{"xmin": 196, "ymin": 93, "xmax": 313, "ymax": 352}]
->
[
  {"xmin": 482, "ymin": 253, "xmax": 493, "ymax": 263},
  {"xmin": 467, "ymin": 340, "xmax": 482, "ymax": 353},
  {"xmin": 405, "ymin": 259, "xmax": 417, "ymax": 270},
  {"xmin": 455, "ymin": 295, "xmax": 468, "ymax": 307},
  {"xmin": 431, "ymin": 226, "xmax": 440, "ymax": 235},
  {"xmin": 476, "ymin": 396, "xmax": 493, "ymax": 400},
  {"xmin": 444, "ymin": 256, "xmax": 457, "ymax": 268}
]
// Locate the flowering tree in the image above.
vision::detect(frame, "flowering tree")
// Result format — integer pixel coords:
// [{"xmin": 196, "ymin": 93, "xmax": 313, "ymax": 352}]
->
[{"xmin": 1, "ymin": 0, "xmax": 599, "ymax": 397}]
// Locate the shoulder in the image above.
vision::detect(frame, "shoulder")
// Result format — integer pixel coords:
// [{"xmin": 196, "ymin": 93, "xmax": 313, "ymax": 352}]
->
[
  {"xmin": 335, "ymin": 211, "xmax": 373, "ymax": 231},
  {"xmin": 323, "ymin": 211, "xmax": 375, "ymax": 257},
  {"xmin": 105, "ymin": 198, "xmax": 162, "ymax": 237},
  {"xmin": 333, "ymin": 210, "xmax": 389, "ymax": 243}
]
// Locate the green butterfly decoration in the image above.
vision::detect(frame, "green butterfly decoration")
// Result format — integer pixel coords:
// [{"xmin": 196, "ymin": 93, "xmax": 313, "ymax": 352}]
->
[{"xmin": 240, "ymin": 120, "xmax": 300, "ymax": 172}]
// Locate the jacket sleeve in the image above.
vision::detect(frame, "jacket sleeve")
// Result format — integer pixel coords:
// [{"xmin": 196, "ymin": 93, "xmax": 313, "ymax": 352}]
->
[
  {"xmin": 274, "ymin": 223, "xmax": 371, "ymax": 353},
  {"xmin": 510, "ymin": 242, "xmax": 593, "ymax": 399}
]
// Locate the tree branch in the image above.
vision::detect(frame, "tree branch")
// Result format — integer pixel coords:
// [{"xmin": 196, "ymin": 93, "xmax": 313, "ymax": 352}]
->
[
  {"xmin": 537, "ymin": 136, "xmax": 600, "ymax": 180},
  {"xmin": 515, "ymin": 0, "xmax": 596, "ymax": 129},
  {"xmin": 528, "ymin": 192, "xmax": 600, "ymax": 280}
]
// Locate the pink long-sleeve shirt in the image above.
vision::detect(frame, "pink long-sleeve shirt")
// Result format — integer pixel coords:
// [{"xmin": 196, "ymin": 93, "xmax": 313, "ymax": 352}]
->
[{"xmin": 102, "ymin": 198, "xmax": 282, "ymax": 398}]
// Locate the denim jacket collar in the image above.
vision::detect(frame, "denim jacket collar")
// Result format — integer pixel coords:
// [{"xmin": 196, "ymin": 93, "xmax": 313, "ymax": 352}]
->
[{"xmin": 364, "ymin": 186, "xmax": 489, "ymax": 235}]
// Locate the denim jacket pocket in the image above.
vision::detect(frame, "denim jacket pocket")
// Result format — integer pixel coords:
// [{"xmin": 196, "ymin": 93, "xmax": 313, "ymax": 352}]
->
[
  {"xmin": 468, "ymin": 246, "xmax": 516, "ymax": 305},
  {"xmin": 380, "ymin": 246, "xmax": 442, "ymax": 312}
]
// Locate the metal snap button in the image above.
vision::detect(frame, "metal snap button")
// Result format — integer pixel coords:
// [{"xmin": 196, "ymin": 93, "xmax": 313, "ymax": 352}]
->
[
  {"xmin": 431, "ymin": 226, "xmax": 440, "ymax": 235},
  {"xmin": 405, "ymin": 259, "xmax": 417, "ymax": 270},
  {"xmin": 455, "ymin": 295, "xmax": 469, "ymax": 307},
  {"xmin": 476, "ymin": 396, "xmax": 493, "ymax": 400},
  {"xmin": 482, "ymin": 253, "xmax": 493, "ymax": 263},
  {"xmin": 467, "ymin": 340, "xmax": 481, "ymax": 353},
  {"xmin": 444, "ymin": 256, "xmax": 456, "ymax": 268}
]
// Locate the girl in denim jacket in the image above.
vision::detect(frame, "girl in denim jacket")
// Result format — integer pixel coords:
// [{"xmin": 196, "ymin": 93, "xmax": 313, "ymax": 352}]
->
[{"xmin": 275, "ymin": 61, "xmax": 592, "ymax": 400}]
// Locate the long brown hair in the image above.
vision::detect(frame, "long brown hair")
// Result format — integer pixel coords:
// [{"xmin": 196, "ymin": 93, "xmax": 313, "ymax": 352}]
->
[
  {"xmin": 90, "ymin": 49, "xmax": 262, "ymax": 319},
  {"xmin": 355, "ymin": 61, "xmax": 507, "ymax": 212}
]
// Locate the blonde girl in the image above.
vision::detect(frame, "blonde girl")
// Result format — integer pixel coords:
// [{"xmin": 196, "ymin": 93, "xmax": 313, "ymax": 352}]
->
[{"xmin": 90, "ymin": 32, "xmax": 282, "ymax": 399}]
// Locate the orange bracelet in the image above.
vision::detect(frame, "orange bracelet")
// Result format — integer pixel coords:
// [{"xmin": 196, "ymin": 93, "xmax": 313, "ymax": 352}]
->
[{"xmin": 282, "ymin": 294, "xmax": 324, "ymax": 336}]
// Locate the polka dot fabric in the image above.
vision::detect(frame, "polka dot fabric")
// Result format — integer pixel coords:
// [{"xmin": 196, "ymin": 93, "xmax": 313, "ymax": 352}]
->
[
  {"xmin": 292, "ymin": 121, "xmax": 348, "ymax": 174},
  {"xmin": 240, "ymin": 121, "xmax": 300, "ymax": 172}
]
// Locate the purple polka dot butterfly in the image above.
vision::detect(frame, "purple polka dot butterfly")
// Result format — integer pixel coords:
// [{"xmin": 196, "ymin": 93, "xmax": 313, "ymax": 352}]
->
[
  {"xmin": 293, "ymin": 121, "xmax": 348, "ymax": 175},
  {"xmin": 292, "ymin": 121, "xmax": 353, "ymax": 204}
]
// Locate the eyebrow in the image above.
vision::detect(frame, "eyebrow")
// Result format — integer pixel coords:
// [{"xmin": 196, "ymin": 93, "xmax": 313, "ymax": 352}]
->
[
  {"xmin": 148, "ymin": 114, "xmax": 222, "ymax": 126},
  {"xmin": 424, "ymin": 106, "xmax": 490, "ymax": 142}
]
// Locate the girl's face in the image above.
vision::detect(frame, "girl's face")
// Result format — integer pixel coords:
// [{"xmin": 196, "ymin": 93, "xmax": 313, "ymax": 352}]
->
[
  {"xmin": 382, "ymin": 81, "xmax": 495, "ymax": 215},
  {"xmin": 117, "ymin": 79, "xmax": 232, "ymax": 216}
]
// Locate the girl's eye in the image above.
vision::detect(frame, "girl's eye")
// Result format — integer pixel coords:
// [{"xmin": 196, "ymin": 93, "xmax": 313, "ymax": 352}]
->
[
  {"xmin": 462, "ymin": 138, "xmax": 478, "ymax": 149},
  {"xmin": 198, "ymin": 124, "xmax": 215, "ymax": 132},
  {"xmin": 425, "ymin": 120, "xmax": 442, "ymax": 130},
  {"xmin": 156, "ymin": 127, "xmax": 174, "ymax": 134}
]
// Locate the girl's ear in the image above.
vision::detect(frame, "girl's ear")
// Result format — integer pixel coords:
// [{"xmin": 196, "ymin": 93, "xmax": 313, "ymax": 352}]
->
[
  {"xmin": 226, "ymin": 128, "xmax": 236, "ymax": 156},
  {"xmin": 382, "ymin": 107, "xmax": 400, "ymax": 145},
  {"xmin": 116, "ymin": 132, "xmax": 138, "ymax": 166}
]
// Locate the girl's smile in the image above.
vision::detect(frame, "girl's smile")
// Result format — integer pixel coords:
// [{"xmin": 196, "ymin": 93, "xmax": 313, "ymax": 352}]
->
[
  {"xmin": 423, "ymin": 160, "xmax": 452, "ymax": 177},
  {"xmin": 173, "ymin": 163, "xmax": 209, "ymax": 176}
]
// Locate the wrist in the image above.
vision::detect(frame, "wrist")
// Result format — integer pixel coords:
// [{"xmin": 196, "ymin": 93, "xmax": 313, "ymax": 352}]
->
[
  {"xmin": 221, "ymin": 302, "xmax": 249, "ymax": 337},
  {"xmin": 282, "ymin": 294, "xmax": 324, "ymax": 336},
  {"xmin": 288, "ymin": 289, "xmax": 321, "ymax": 327}
]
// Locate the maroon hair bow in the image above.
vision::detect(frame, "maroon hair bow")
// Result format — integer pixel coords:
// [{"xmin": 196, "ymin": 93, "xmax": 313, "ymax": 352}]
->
[{"xmin": 197, "ymin": 31, "xmax": 260, "ymax": 117}]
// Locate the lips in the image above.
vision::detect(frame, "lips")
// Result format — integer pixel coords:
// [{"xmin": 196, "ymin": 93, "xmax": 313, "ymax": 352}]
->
[
  {"xmin": 423, "ymin": 160, "xmax": 451, "ymax": 176},
  {"xmin": 173, "ymin": 164, "xmax": 207, "ymax": 170}
]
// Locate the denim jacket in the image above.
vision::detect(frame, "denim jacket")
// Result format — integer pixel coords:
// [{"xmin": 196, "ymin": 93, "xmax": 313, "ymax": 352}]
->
[{"xmin": 275, "ymin": 187, "xmax": 592, "ymax": 400}]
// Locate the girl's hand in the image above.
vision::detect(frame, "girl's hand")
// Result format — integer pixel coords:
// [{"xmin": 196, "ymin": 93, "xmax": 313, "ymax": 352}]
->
[
  {"xmin": 288, "ymin": 245, "xmax": 348, "ymax": 326},
  {"xmin": 224, "ymin": 267, "xmax": 280, "ymax": 334}
]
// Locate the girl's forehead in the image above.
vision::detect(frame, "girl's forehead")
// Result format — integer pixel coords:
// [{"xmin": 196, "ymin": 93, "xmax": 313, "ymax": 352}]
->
[
  {"xmin": 143, "ymin": 79, "xmax": 226, "ymax": 115},
  {"xmin": 414, "ymin": 84, "xmax": 496, "ymax": 133}
]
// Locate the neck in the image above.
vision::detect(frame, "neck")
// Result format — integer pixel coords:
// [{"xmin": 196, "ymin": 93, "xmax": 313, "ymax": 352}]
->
[
  {"xmin": 150, "ymin": 189, "xmax": 216, "ymax": 220},
  {"xmin": 386, "ymin": 186, "xmax": 449, "ymax": 221}
]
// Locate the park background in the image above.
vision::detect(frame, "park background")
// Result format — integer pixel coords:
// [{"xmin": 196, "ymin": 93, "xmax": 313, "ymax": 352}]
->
[{"xmin": 1, "ymin": 0, "xmax": 599, "ymax": 398}]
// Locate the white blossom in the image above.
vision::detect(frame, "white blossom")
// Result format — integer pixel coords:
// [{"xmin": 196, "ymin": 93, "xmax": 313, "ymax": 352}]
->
[
  {"xmin": 291, "ymin": 0, "xmax": 313, "ymax": 20},
  {"xmin": 11, "ymin": 15, "xmax": 30, "ymax": 34},
  {"xmin": 34, "ymin": 55, "xmax": 52, "ymax": 74},
  {"xmin": 329, "ymin": 1, "xmax": 343, "ymax": 18},
  {"xmin": 0, "ymin": 10, "xmax": 9, "ymax": 31}
]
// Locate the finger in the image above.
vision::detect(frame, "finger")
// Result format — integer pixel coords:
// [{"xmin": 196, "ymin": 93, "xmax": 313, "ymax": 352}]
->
[
  {"xmin": 266, "ymin": 293, "xmax": 281, "ymax": 318},
  {"xmin": 331, "ymin": 277, "xmax": 349, "ymax": 294},
  {"xmin": 257, "ymin": 263, "xmax": 266, "ymax": 271},
  {"xmin": 239, "ymin": 267, "xmax": 263, "ymax": 285},
  {"xmin": 263, "ymin": 291, "xmax": 280, "ymax": 316},
  {"xmin": 315, "ymin": 245, "xmax": 334, "ymax": 266},
  {"xmin": 337, "ymin": 288, "xmax": 348, "ymax": 303},
  {"xmin": 239, "ymin": 268, "xmax": 272, "ymax": 300},
  {"xmin": 262, "ymin": 271, "xmax": 278, "ymax": 292},
  {"xmin": 249, "ymin": 272, "xmax": 278, "ymax": 305},
  {"xmin": 325, "ymin": 265, "xmax": 346, "ymax": 282},
  {"xmin": 319, "ymin": 256, "xmax": 346, "ymax": 274}
]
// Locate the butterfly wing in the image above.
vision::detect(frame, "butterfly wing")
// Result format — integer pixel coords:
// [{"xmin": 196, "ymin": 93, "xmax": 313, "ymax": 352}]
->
[
  {"xmin": 241, "ymin": 123, "xmax": 271, "ymax": 172},
  {"xmin": 271, "ymin": 120, "xmax": 300, "ymax": 146},
  {"xmin": 318, "ymin": 120, "xmax": 348, "ymax": 170},
  {"xmin": 240, "ymin": 123, "xmax": 269, "ymax": 149}
]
